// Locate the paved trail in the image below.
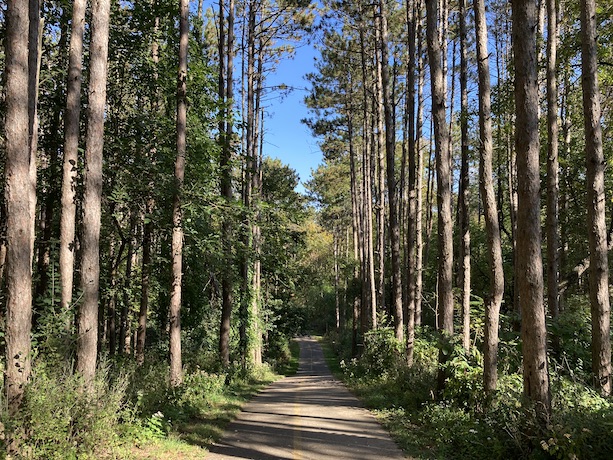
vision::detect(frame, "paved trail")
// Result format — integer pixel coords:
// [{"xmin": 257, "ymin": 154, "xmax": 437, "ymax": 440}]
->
[{"xmin": 206, "ymin": 337, "xmax": 406, "ymax": 459}]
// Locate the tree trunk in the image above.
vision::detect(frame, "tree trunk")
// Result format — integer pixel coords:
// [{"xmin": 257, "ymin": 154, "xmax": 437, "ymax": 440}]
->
[
  {"xmin": 580, "ymin": 0, "xmax": 612, "ymax": 397},
  {"xmin": 475, "ymin": 0, "xmax": 504, "ymax": 393},
  {"xmin": 169, "ymin": 0, "xmax": 189, "ymax": 387},
  {"xmin": 120, "ymin": 218, "xmax": 136, "ymax": 355},
  {"xmin": 405, "ymin": 0, "xmax": 417, "ymax": 365},
  {"xmin": 4, "ymin": 0, "xmax": 35, "ymax": 416},
  {"xmin": 512, "ymin": 0, "xmax": 551, "ymax": 418},
  {"xmin": 415, "ymin": 5, "xmax": 425, "ymax": 327},
  {"xmin": 60, "ymin": 0, "xmax": 86, "ymax": 316},
  {"xmin": 546, "ymin": 0, "xmax": 560, "ymax": 323},
  {"xmin": 219, "ymin": 0, "xmax": 235, "ymax": 369},
  {"xmin": 137, "ymin": 199, "xmax": 153, "ymax": 365},
  {"xmin": 379, "ymin": 0, "xmax": 403, "ymax": 342},
  {"xmin": 426, "ymin": 0, "xmax": 454, "ymax": 391},
  {"xmin": 76, "ymin": 0, "xmax": 111, "ymax": 385},
  {"xmin": 459, "ymin": 0, "xmax": 471, "ymax": 353},
  {"xmin": 105, "ymin": 239, "xmax": 120, "ymax": 355}
]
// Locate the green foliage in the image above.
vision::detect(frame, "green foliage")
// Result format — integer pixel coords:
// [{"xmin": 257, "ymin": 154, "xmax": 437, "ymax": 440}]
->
[
  {"xmin": 3, "ymin": 363, "xmax": 129, "ymax": 459},
  {"xmin": 325, "ymin": 315, "xmax": 613, "ymax": 460}
]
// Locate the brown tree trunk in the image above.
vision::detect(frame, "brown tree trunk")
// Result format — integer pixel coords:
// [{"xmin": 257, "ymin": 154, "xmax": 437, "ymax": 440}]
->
[
  {"xmin": 459, "ymin": 0, "xmax": 471, "ymax": 353},
  {"xmin": 580, "ymin": 0, "xmax": 612, "ymax": 397},
  {"xmin": 426, "ymin": 0, "xmax": 454, "ymax": 391},
  {"xmin": 415, "ymin": 5, "xmax": 425, "ymax": 327},
  {"xmin": 4, "ymin": 0, "xmax": 35, "ymax": 416},
  {"xmin": 379, "ymin": 0, "xmax": 403, "ymax": 342},
  {"xmin": 60, "ymin": 0, "xmax": 86, "ymax": 315},
  {"xmin": 512, "ymin": 0, "xmax": 551, "ymax": 418},
  {"xmin": 475, "ymin": 0, "xmax": 504, "ymax": 393},
  {"xmin": 169, "ymin": 0, "xmax": 189, "ymax": 387},
  {"xmin": 373, "ymin": 11, "xmax": 386, "ymax": 321},
  {"xmin": 76, "ymin": 0, "xmax": 111, "ymax": 385},
  {"xmin": 219, "ymin": 0, "xmax": 235, "ymax": 369},
  {"xmin": 136, "ymin": 11, "xmax": 160, "ymax": 366},
  {"xmin": 546, "ymin": 0, "xmax": 560, "ymax": 324},
  {"xmin": 405, "ymin": 0, "xmax": 417, "ymax": 365},
  {"xmin": 120, "ymin": 216, "xmax": 136, "ymax": 355},
  {"xmin": 137, "ymin": 199, "xmax": 153, "ymax": 365}
]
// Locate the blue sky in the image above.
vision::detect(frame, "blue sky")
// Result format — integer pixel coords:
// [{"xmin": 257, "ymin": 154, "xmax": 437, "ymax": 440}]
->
[{"xmin": 262, "ymin": 43, "xmax": 322, "ymax": 193}]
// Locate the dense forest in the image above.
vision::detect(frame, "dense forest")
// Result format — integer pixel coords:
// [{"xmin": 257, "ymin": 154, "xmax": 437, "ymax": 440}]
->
[{"xmin": 1, "ymin": 0, "xmax": 613, "ymax": 458}]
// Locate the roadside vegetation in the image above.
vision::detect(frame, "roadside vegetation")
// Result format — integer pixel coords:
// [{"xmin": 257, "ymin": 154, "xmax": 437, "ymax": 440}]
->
[
  {"xmin": 0, "ymin": 335, "xmax": 300, "ymax": 459},
  {"xmin": 323, "ymin": 299, "xmax": 613, "ymax": 460}
]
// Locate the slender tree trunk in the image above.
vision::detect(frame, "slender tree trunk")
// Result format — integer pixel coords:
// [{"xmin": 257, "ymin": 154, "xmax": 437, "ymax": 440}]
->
[
  {"xmin": 77, "ymin": 0, "xmax": 111, "ymax": 385},
  {"xmin": 105, "ymin": 239, "xmax": 119, "ymax": 355},
  {"xmin": 580, "ymin": 0, "xmax": 612, "ymax": 397},
  {"xmin": 475, "ymin": 0, "xmax": 504, "ymax": 393},
  {"xmin": 120, "ymin": 216, "xmax": 136, "ymax": 355},
  {"xmin": 459, "ymin": 0, "xmax": 471, "ymax": 353},
  {"xmin": 379, "ymin": 0, "xmax": 403, "ymax": 342},
  {"xmin": 512, "ymin": 0, "xmax": 551, "ymax": 418},
  {"xmin": 219, "ymin": 0, "xmax": 235, "ymax": 369},
  {"xmin": 334, "ymin": 234, "xmax": 340, "ymax": 329},
  {"xmin": 60, "ymin": 0, "xmax": 86, "ymax": 316},
  {"xmin": 27, "ymin": 0, "xmax": 41, "ymax": 268},
  {"xmin": 372, "ymin": 11, "xmax": 386, "ymax": 319},
  {"xmin": 415, "ymin": 6, "xmax": 425, "ymax": 326},
  {"xmin": 358, "ymin": 17, "xmax": 371, "ymax": 332},
  {"xmin": 349, "ymin": 110, "xmax": 361, "ymax": 356},
  {"xmin": 137, "ymin": 199, "xmax": 153, "ymax": 365},
  {"xmin": 4, "ymin": 0, "xmax": 34, "ymax": 416},
  {"xmin": 136, "ymin": 11, "xmax": 160, "ymax": 366},
  {"xmin": 169, "ymin": 0, "xmax": 189, "ymax": 387},
  {"xmin": 546, "ymin": 0, "xmax": 560, "ymax": 324},
  {"xmin": 427, "ymin": 0, "xmax": 454, "ymax": 391},
  {"xmin": 405, "ymin": 0, "xmax": 417, "ymax": 364}
]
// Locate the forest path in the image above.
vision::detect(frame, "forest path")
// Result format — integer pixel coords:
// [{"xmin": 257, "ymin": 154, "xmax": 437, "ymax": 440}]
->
[{"xmin": 205, "ymin": 337, "xmax": 406, "ymax": 459}]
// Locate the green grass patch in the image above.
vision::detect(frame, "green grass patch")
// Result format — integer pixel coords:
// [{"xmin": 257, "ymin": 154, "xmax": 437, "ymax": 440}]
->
[{"xmin": 274, "ymin": 339, "xmax": 301, "ymax": 376}]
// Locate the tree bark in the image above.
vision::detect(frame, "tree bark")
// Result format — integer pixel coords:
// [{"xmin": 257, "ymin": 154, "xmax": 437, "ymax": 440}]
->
[
  {"xmin": 512, "ymin": 0, "xmax": 551, "ymax": 418},
  {"xmin": 60, "ymin": 0, "xmax": 86, "ymax": 315},
  {"xmin": 379, "ymin": 0, "xmax": 403, "ymax": 342},
  {"xmin": 459, "ymin": 0, "xmax": 471, "ymax": 353},
  {"xmin": 405, "ymin": 0, "xmax": 417, "ymax": 365},
  {"xmin": 580, "ymin": 0, "xmax": 612, "ymax": 397},
  {"xmin": 120, "ymin": 216, "xmax": 136, "ymax": 355},
  {"xmin": 137, "ymin": 199, "xmax": 153, "ymax": 365},
  {"xmin": 76, "ymin": 0, "xmax": 111, "ymax": 385},
  {"xmin": 219, "ymin": 0, "xmax": 235, "ymax": 369},
  {"xmin": 546, "ymin": 0, "xmax": 560, "ymax": 323},
  {"xmin": 426, "ymin": 0, "xmax": 454, "ymax": 391},
  {"xmin": 475, "ymin": 0, "xmax": 504, "ymax": 393},
  {"xmin": 415, "ymin": 5, "xmax": 426, "ymax": 327},
  {"xmin": 169, "ymin": 0, "xmax": 189, "ymax": 387},
  {"xmin": 4, "ymin": 0, "xmax": 35, "ymax": 416}
]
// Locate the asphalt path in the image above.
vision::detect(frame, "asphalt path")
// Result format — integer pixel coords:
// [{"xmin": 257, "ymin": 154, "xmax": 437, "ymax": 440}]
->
[{"xmin": 205, "ymin": 337, "xmax": 406, "ymax": 459}]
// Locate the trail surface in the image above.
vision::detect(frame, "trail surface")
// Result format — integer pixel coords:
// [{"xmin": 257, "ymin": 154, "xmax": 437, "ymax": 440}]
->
[{"xmin": 206, "ymin": 337, "xmax": 405, "ymax": 459}]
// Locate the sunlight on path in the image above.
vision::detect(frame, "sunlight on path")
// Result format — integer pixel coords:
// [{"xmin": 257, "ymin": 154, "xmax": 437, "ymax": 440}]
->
[{"xmin": 205, "ymin": 337, "xmax": 406, "ymax": 459}]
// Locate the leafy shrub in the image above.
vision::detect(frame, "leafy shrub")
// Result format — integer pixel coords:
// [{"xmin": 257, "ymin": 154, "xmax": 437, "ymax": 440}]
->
[
  {"xmin": 357, "ymin": 327, "xmax": 402, "ymax": 379},
  {"xmin": 6, "ymin": 362, "xmax": 128, "ymax": 459}
]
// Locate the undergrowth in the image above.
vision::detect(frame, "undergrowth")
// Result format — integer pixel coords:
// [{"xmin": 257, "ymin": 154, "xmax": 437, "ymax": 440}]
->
[
  {"xmin": 1, "ymin": 334, "xmax": 299, "ymax": 459},
  {"xmin": 324, "ymin": 298, "xmax": 613, "ymax": 459}
]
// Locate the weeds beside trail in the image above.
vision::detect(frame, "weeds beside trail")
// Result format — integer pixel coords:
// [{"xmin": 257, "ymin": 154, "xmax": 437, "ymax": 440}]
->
[
  {"xmin": 322, "ymin": 306, "xmax": 613, "ymax": 459},
  {"xmin": 1, "ymin": 339, "xmax": 300, "ymax": 459}
]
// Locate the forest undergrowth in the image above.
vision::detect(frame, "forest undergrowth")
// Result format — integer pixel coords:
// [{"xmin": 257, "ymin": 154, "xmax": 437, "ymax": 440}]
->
[
  {"xmin": 323, "ymin": 296, "xmax": 613, "ymax": 460},
  {"xmin": 0, "ymin": 335, "xmax": 300, "ymax": 459}
]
